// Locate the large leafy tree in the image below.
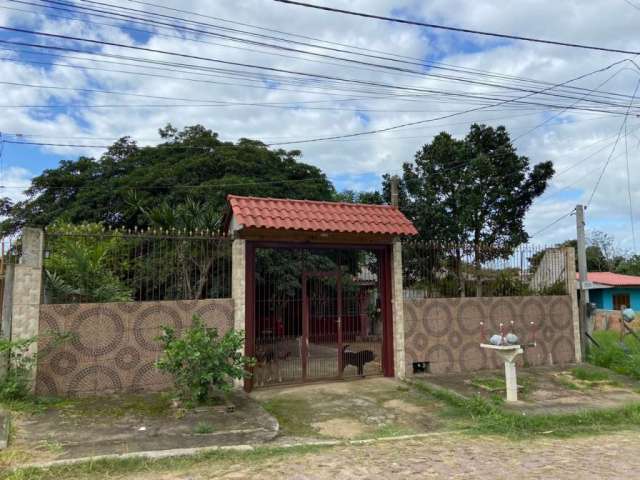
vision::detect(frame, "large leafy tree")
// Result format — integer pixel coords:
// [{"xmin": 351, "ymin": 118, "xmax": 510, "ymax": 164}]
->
[
  {"xmin": 390, "ymin": 124, "xmax": 554, "ymax": 255},
  {"xmin": 1, "ymin": 124, "xmax": 335, "ymax": 234}
]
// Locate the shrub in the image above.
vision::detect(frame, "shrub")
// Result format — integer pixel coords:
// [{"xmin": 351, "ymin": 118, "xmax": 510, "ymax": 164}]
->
[
  {"xmin": 588, "ymin": 330, "xmax": 640, "ymax": 379},
  {"xmin": 0, "ymin": 337, "xmax": 37, "ymax": 400},
  {"xmin": 156, "ymin": 315, "xmax": 253, "ymax": 404}
]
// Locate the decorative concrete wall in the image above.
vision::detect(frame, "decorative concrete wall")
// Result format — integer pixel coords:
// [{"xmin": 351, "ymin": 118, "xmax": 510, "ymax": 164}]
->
[
  {"xmin": 404, "ymin": 295, "xmax": 576, "ymax": 375},
  {"xmin": 36, "ymin": 298, "xmax": 234, "ymax": 396}
]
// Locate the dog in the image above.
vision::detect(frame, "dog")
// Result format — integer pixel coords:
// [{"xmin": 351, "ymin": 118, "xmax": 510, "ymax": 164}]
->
[
  {"xmin": 254, "ymin": 343, "xmax": 291, "ymax": 387},
  {"xmin": 341, "ymin": 344, "xmax": 375, "ymax": 376}
]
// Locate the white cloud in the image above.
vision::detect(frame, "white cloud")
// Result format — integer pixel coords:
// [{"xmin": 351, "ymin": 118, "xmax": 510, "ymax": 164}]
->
[{"xmin": 2, "ymin": 0, "xmax": 640, "ymax": 249}]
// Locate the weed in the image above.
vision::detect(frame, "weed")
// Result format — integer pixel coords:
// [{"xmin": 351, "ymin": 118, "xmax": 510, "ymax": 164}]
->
[
  {"xmin": 571, "ymin": 366, "xmax": 611, "ymax": 382},
  {"xmin": 260, "ymin": 396, "xmax": 318, "ymax": 437},
  {"xmin": 1, "ymin": 444, "xmax": 333, "ymax": 480},
  {"xmin": 588, "ymin": 331, "xmax": 640, "ymax": 379},
  {"xmin": 193, "ymin": 422, "xmax": 213, "ymax": 434},
  {"xmin": 412, "ymin": 380, "xmax": 640, "ymax": 438}
]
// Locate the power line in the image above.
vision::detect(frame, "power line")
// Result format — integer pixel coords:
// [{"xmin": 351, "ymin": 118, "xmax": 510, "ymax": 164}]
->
[
  {"xmin": 530, "ymin": 209, "xmax": 575, "ymax": 238},
  {"xmin": 587, "ymin": 79, "xmax": 640, "ymax": 207},
  {"xmin": 274, "ymin": 0, "xmax": 640, "ymax": 56},
  {"xmin": 266, "ymin": 59, "xmax": 639, "ymax": 145}
]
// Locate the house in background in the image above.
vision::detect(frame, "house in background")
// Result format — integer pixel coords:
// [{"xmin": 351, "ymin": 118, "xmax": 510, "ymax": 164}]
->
[{"xmin": 579, "ymin": 272, "xmax": 640, "ymax": 310}]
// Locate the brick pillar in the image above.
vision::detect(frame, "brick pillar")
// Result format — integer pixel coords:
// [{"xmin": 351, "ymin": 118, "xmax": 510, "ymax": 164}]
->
[
  {"xmin": 11, "ymin": 228, "xmax": 44, "ymax": 390},
  {"xmin": 231, "ymin": 238, "xmax": 246, "ymax": 388},
  {"xmin": 392, "ymin": 239, "xmax": 406, "ymax": 378},
  {"xmin": 564, "ymin": 246, "xmax": 582, "ymax": 362},
  {"xmin": 232, "ymin": 239, "xmax": 246, "ymax": 333}
]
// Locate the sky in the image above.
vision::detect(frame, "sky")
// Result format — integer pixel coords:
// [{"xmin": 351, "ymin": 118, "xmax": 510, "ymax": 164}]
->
[{"xmin": 1, "ymin": 0, "xmax": 640, "ymax": 250}]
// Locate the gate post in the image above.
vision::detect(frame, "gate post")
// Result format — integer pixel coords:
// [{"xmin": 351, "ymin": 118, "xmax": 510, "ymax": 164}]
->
[
  {"xmin": 392, "ymin": 239, "xmax": 406, "ymax": 379},
  {"xmin": 231, "ymin": 238, "xmax": 248, "ymax": 389},
  {"xmin": 9, "ymin": 228, "xmax": 44, "ymax": 391}
]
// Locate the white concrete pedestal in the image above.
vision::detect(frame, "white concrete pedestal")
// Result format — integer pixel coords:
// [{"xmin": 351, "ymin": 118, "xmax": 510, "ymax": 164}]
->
[{"xmin": 480, "ymin": 344, "xmax": 524, "ymax": 402}]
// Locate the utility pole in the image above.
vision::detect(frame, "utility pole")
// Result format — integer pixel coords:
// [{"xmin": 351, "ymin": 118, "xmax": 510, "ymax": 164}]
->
[
  {"xmin": 576, "ymin": 204, "xmax": 589, "ymax": 359},
  {"xmin": 390, "ymin": 175, "xmax": 400, "ymax": 208}
]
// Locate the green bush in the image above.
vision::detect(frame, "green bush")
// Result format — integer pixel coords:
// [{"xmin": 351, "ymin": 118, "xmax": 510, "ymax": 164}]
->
[
  {"xmin": 588, "ymin": 330, "xmax": 640, "ymax": 379},
  {"xmin": 156, "ymin": 315, "xmax": 253, "ymax": 404},
  {"xmin": 0, "ymin": 337, "xmax": 37, "ymax": 400}
]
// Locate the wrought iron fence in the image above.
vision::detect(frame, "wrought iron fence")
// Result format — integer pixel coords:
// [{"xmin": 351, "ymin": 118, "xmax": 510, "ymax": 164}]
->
[
  {"xmin": 42, "ymin": 229, "xmax": 231, "ymax": 304},
  {"xmin": 402, "ymin": 241, "xmax": 569, "ymax": 299}
]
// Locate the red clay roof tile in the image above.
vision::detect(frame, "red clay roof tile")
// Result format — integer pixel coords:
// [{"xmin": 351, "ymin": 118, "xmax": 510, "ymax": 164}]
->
[
  {"xmin": 576, "ymin": 272, "xmax": 640, "ymax": 286},
  {"xmin": 227, "ymin": 195, "xmax": 418, "ymax": 236}
]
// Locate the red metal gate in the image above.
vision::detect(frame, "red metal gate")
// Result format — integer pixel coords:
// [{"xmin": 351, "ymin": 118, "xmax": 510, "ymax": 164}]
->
[
  {"xmin": 249, "ymin": 245, "xmax": 389, "ymax": 390},
  {"xmin": 302, "ymin": 271, "xmax": 343, "ymax": 381}
]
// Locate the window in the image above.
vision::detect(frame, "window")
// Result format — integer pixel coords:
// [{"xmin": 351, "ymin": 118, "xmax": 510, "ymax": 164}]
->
[{"xmin": 613, "ymin": 293, "xmax": 631, "ymax": 310}]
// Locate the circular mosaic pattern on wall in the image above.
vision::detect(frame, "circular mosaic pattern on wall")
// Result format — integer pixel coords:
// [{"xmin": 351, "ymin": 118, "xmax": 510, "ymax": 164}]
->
[
  {"xmin": 403, "ymin": 302, "xmax": 424, "ymax": 336},
  {"xmin": 70, "ymin": 307, "xmax": 125, "ymax": 357},
  {"xmin": 131, "ymin": 361, "xmax": 172, "ymax": 392},
  {"xmin": 425, "ymin": 344, "xmax": 455, "ymax": 373},
  {"xmin": 459, "ymin": 341, "xmax": 488, "ymax": 371},
  {"xmin": 116, "ymin": 303, "xmax": 143, "ymax": 314},
  {"xmin": 68, "ymin": 365, "xmax": 122, "ymax": 395},
  {"xmin": 457, "ymin": 300, "xmax": 486, "ymax": 335},
  {"xmin": 134, "ymin": 304, "xmax": 182, "ymax": 352},
  {"xmin": 552, "ymin": 336, "xmax": 575, "ymax": 364},
  {"xmin": 177, "ymin": 300, "xmax": 200, "ymax": 312},
  {"xmin": 488, "ymin": 299, "xmax": 517, "ymax": 332},
  {"xmin": 549, "ymin": 298, "xmax": 573, "ymax": 330},
  {"xmin": 524, "ymin": 341, "xmax": 549, "ymax": 366},
  {"xmin": 38, "ymin": 311, "xmax": 62, "ymax": 360},
  {"xmin": 50, "ymin": 351, "xmax": 78, "ymax": 376},
  {"xmin": 520, "ymin": 298, "xmax": 546, "ymax": 331},
  {"xmin": 51, "ymin": 303, "xmax": 80, "ymax": 317},
  {"xmin": 542, "ymin": 326, "xmax": 555, "ymax": 343},
  {"xmin": 196, "ymin": 301, "xmax": 234, "ymax": 330},
  {"xmin": 115, "ymin": 346, "xmax": 141, "ymax": 371},
  {"xmin": 35, "ymin": 372, "xmax": 58, "ymax": 396},
  {"xmin": 410, "ymin": 332, "xmax": 429, "ymax": 353},
  {"xmin": 448, "ymin": 331, "xmax": 463, "ymax": 349},
  {"xmin": 422, "ymin": 301, "xmax": 453, "ymax": 337}
]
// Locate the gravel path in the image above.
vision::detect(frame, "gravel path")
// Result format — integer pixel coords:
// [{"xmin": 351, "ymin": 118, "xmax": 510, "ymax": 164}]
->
[{"xmin": 134, "ymin": 431, "xmax": 640, "ymax": 480}]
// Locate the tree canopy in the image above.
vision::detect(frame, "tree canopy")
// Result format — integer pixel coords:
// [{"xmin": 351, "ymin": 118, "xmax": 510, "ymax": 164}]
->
[
  {"xmin": 1, "ymin": 124, "xmax": 335, "ymax": 234},
  {"xmin": 387, "ymin": 124, "xmax": 554, "ymax": 255}
]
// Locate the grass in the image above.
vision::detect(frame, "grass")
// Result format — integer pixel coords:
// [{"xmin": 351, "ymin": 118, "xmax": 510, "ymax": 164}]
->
[
  {"xmin": 588, "ymin": 330, "xmax": 640, "ymax": 379},
  {"xmin": 571, "ymin": 366, "xmax": 611, "ymax": 382},
  {"xmin": 193, "ymin": 422, "xmax": 214, "ymax": 434},
  {"xmin": 260, "ymin": 396, "xmax": 318, "ymax": 437},
  {"xmin": 412, "ymin": 380, "xmax": 640, "ymax": 438},
  {"xmin": 469, "ymin": 374, "xmax": 536, "ymax": 399},
  {"xmin": 1, "ymin": 444, "xmax": 334, "ymax": 480},
  {"xmin": 1, "ymin": 394, "xmax": 173, "ymax": 419}
]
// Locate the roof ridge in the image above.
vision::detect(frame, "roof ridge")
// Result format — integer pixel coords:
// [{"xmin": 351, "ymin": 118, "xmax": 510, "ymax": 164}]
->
[{"xmin": 227, "ymin": 193, "xmax": 395, "ymax": 209}]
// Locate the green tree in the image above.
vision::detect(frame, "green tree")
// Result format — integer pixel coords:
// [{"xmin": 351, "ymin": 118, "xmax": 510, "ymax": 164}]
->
[
  {"xmin": 616, "ymin": 255, "xmax": 640, "ymax": 276},
  {"xmin": 1, "ymin": 124, "xmax": 335, "ymax": 234},
  {"xmin": 389, "ymin": 124, "xmax": 554, "ymax": 253},
  {"xmin": 44, "ymin": 221, "xmax": 132, "ymax": 303}
]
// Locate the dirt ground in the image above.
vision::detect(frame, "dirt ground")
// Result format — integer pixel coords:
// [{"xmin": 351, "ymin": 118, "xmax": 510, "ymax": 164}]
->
[
  {"xmin": 1, "ymin": 391, "xmax": 277, "ymax": 468},
  {"xmin": 109, "ymin": 431, "xmax": 640, "ymax": 480},
  {"xmin": 252, "ymin": 377, "xmax": 445, "ymax": 440},
  {"xmin": 421, "ymin": 364, "xmax": 640, "ymax": 414}
]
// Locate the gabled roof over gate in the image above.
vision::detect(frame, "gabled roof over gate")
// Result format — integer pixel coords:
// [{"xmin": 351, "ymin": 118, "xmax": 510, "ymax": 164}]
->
[{"xmin": 225, "ymin": 194, "xmax": 418, "ymax": 236}]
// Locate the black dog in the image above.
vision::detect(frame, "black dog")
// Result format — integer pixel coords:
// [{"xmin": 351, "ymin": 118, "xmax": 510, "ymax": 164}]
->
[{"xmin": 341, "ymin": 345, "xmax": 375, "ymax": 376}]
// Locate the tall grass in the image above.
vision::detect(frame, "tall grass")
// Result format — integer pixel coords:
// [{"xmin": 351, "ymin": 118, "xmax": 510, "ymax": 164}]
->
[{"xmin": 588, "ymin": 331, "xmax": 640, "ymax": 379}]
